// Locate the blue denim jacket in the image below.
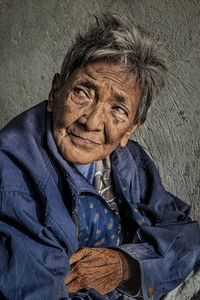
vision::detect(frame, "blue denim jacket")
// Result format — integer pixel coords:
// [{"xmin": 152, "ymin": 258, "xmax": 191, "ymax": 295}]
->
[{"xmin": 0, "ymin": 101, "xmax": 200, "ymax": 300}]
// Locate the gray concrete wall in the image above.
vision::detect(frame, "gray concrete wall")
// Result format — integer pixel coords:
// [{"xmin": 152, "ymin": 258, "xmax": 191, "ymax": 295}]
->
[{"xmin": 0, "ymin": 0, "xmax": 200, "ymax": 222}]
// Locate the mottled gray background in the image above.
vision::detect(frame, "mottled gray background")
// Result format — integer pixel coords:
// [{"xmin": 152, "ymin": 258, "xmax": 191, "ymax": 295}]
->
[{"xmin": 0, "ymin": 0, "xmax": 200, "ymax": 223}]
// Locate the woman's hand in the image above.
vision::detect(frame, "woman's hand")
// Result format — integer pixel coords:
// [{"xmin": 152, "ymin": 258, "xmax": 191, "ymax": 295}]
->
[{"xmin": 64, "ymin": 247, "xmax": 130, "ymax": 295}]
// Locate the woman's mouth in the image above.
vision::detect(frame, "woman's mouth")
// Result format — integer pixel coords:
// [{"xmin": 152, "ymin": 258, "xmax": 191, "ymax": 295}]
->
[{"xmin": 69, "ymin": 132, "xmax": 100, "ymax": 145}]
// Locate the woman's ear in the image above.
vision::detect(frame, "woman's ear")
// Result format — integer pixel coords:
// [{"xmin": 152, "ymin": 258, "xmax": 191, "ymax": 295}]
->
[
  {"xmin": 120, "ymin": 121, "xmax": 144, "ymax": 148},
  {"xmin": 47, "ymin": 73, "xmax": 61, "ymax": 112}
]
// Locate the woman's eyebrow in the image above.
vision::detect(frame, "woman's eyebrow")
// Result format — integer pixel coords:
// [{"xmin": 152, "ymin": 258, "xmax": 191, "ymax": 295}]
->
[
  {"xmin": 77, "ymin": 80, "xmax": 97, "ymax": 90},
  {"xmin": 113, "ymin": 92, "xmax": 128, "ymax": 105}
]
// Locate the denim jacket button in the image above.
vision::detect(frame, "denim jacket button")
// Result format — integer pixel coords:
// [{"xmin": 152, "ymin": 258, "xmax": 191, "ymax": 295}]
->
[{"xmin": 148, "ymin": 286, "xmax": 154, "ymax": 297}]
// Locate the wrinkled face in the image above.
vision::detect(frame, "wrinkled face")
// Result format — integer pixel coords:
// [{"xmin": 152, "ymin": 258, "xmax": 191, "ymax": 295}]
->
[{"xmin": 47, "ymin": 61, "xmax": 142, "ymax": 164}]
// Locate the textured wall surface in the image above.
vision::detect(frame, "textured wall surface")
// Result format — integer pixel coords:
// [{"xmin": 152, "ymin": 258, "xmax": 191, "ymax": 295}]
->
[{"xmin": 0, "ymin": 0, "xmax": 199, "ymax": 223}]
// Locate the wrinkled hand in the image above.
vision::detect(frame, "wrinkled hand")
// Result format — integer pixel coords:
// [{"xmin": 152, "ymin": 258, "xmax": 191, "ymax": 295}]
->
[{"xmin": 65, "ymin": 247, "xmax": 130, "ymax": 295}]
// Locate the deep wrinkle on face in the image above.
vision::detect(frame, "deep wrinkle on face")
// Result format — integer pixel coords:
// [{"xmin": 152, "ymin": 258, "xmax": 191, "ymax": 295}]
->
[{"xmin": 47, "ymin": 61, "xmax": 142, "ymax": 164}]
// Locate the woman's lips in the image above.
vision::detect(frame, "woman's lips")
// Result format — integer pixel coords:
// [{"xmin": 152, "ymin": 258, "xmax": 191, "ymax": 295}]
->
[{"xmin": 69, "ymin": 132, "xmax": 100, "ymax": 145}]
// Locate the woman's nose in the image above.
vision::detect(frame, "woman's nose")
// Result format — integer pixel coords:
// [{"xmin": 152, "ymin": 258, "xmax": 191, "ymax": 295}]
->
[{"xmin": 78, "ymin": 104, "xmax": 105, "ymax": 131}]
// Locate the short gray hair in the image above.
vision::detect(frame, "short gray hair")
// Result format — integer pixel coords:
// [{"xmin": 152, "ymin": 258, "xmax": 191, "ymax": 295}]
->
[{"xmin": 61, "ymin": 13, "xmax": 168, "ymax": 124}]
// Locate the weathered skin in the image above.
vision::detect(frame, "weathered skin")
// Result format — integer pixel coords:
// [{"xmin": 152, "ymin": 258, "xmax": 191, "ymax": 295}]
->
[
  {"xmin": 47, "ymin": 61, "xmax": 142, "ymax": 164},
  {"xmin": 64, "ymin": 247, "xmax": 130, "ymax": 295}
]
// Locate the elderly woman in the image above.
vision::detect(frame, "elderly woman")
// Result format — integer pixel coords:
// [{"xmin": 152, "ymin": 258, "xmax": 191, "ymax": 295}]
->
[{"xmin": 0, "ymin": 13, "xmax": 199, "ymax": 300}]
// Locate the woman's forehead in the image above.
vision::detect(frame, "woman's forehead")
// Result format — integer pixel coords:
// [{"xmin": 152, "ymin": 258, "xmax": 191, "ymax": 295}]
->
[{"xmin": 69, "ymin": 61, "xmax": 138, "ymax": 94}]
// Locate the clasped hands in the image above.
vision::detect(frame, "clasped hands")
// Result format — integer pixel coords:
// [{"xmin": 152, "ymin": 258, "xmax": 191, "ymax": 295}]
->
[{"xmin": 64, "ymin": 247, "xmax": 130, "ymax": 295}]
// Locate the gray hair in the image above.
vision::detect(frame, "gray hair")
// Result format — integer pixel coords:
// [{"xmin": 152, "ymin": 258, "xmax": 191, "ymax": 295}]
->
[{"xmin": 61, "ymin": 13, "xmax": 168, "ymax": 124}]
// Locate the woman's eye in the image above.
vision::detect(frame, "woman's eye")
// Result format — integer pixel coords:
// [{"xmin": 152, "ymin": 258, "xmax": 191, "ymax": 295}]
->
[
  {"xmin": 113, "ymin": 106, "xmax": 127, "ymax": 115},
  {"xmin": 73, "ymin": 87, "xmax": 87, "ymax": 97},
  {"xmin": 71, "ymin": 87, "xmax": 91, "ymax": 105}
]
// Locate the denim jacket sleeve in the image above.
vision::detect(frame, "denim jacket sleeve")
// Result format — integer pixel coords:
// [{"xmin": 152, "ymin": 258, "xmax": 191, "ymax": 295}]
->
[
  {"xmin": 117, "ymin": 141, "xmax": 200, "ymax": 300},
  {"xmin": 0, "ymin": 189, "xmax": 109, "ymax": 300}
]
